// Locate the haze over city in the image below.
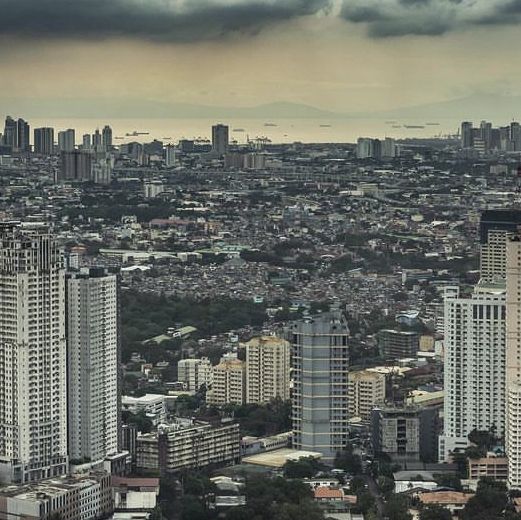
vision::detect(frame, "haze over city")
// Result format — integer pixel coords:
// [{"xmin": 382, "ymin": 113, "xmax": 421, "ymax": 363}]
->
[
  {"xmin": 2, "ymin": 0, "xmax": 521, "ymax": 122},
  {"xmin": 3, "ymin": 2, "xmax": 521, "ymax": 520}
]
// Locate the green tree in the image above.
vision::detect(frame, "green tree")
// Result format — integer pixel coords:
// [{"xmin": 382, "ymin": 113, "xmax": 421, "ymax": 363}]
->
[
  {"xmin": 335, "ymin": 447, "xmax": 362, "ymax": 475},
  {"xmin": 420, "ymin": 505, "xmax": 452, "ymax": 520},
  {"xmin": 283, "ymin": 457, "xmax": 321, "ymax": 479},
  {"xmin": 461, "ymin": 477, "xmax": 508, "ymax": 520},
  {"xmin": 384, "ymin": 495, "xmax": 412, "ymax": 520}
]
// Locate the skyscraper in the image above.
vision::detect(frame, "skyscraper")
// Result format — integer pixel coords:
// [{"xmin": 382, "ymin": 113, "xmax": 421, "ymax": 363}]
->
[
  {"xmin": 439, "ymin": 283, "xmax": 506, "ymax": 461},
  {"xmin": 2, "ymin": 116, "xmax": 17, "ymax": 149},
  {"xmin": 505, "ymin": 237, "xmax": 521, "ymax": 488},
  {"xmin": 67, "ymin": 268, "xmax": 120, "ymax": 463},
  {"xmin": 16, "ymin": 118, "xmax": 30, "ymax": 152},
  {"xmin": 212, "ymin": 124, "xmax": 229, "ymax": 155},
  {"xmin": 479, "ymin": 210, "xmax": 521, "ymax": 282},
  {"xmin": 244, "ymin": 336, "xmax": 291, "ymax": 404},
  {"xmin": 92, "ymin": 129, "xmax": 102, "ymax": 149},
  {"xmin": 2, "ymin": 117, "xmax": 29, "ymax": 152},
  {"xmin": 165, "ymin": 145, "xmax": 176, "ymax": 167},
  {"xmin": 461, "ymin": 121, "xmax": 474, "ymax": 148},
  {"xmin": 289, "ymin": 309, "xmax": 350, "ymax": 463},
  {"xmin": 58, "ymin": 129, "xmax": 75, "ymax": 152},
  {"xmin": 59, "ymin": 150, "xmax": 92, "ymax": 181},
  {"xmin": 480, "ymin": 120, "xmax": 493, "ymax": 151},
  {"xmin": 82, "ymin": 133, "xmax": 91, "ymax": 150},
  {"xmin": 102, "ymin": 125, "xmax": 112, "ymax": 150},
  {"xmin": 0, "ymin": 224, "xmax": 68, "ymax": 483},
  {"xmin": 34, "ymin": 127, "xmax": 55, "ymax": 155}
]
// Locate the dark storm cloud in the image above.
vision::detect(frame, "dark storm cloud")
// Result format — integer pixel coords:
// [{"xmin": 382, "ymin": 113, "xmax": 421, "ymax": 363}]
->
[
  {"xmin": 0, "ymin": 0, "xmax": 331, "ymax": 42},
  {"xmin": 340, "ymin": 0, "xmax": 521, "ymax": 37}
]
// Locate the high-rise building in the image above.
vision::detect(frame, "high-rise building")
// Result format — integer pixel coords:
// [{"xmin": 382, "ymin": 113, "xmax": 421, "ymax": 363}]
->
[
  {"xmin": 2, "ymin": 116, "xmax": 17, "ymax": 149},
  {"xmin": 479, "ymin": 210, "xmax": 521, "ymax": 282},
  {"xmin": 382, "ymin": 137, "xmax": 397, "ymax": 158},
  {"xmin": 289, "ymin": 309, "xmax": 350, "ymax": 463},
  {"xmin": 348, "ymin": 370, "xmax": 386, "ymax": 420},
  {"xmin": 212, "ymin": 124, "xmax": 229, "ymax": 155},
  {"xmin": 82, "ymin": 133, "xmax": 92, "ymax": 150},
  {"xmin": 511, "ymin": 122, "xmax": 521, "ymax": 151},
  {"xmin": 206, "ymin": 359, "xmax": 245, "ymax": 406},
  {"xmin": 58, "ymin": 129, "xmax": 75, "ymax": 152},
  {"xmin": 165, "ymin": 145, "xmax": 176, "ymax": 167},
  {"xmin": 377, "ymin": 329, "xmax": 420, "ymax": 360},
  {"xmin": 505, "ymin": 238, "xmax": 521, "ymax": 488},
  {"xmin": 177, "ymin": 357, "xmax": 213, "ymax": 392},
  {"xmin": 34, "ymin": 127, "xmax": 54, "ymax": 155},
  {"xmin": 480, "ymin": 120, "xmax": 493, "ymax": 151},
  {"xmin": 2, "ymin": 117, "xmax": 29, "ymax": 152},
  {"xmin": 102, "ymin": 125, "xmax": 112, "ymax": 150},
  {"xmin": 461, "ymin": 121, "xmax": 474, "ymax": 148},
  {"xmin": 439, "ymin": 283, "xmax": 506, "ymax": 461},
  {"xmin": 67, "ymin": 268, "xmax": 120, "ymax": 464},
  {"xmin": 371, "ymin": 406, "xmax": 438, "ymax": 463},
  {"xmin": 16, "ymin": 118, "xmax": 30, "ymax": 152},
  {"xmin": 356, "ymin": 138, "xmax": 373, "ymax": 159},
  {"xmin": 0, "ymin": 224, "xmax": 68, "ymax": 483},
  {"xmin": 59, "ymin": 150, "xmax": 92, "ymax": 181},
  {"xmin": 92, "ymin": 129, "xmax": 102, "ymax": 150},
  {"xmin": 244, "ymin": 336, "xmax": 291, "ymax": 404}
]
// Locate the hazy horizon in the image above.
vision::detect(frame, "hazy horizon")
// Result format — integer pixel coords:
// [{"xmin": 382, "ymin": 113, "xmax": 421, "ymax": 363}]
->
[{"xmin": 2, "ymin": 0, "xmax": 521, "ymax": 120}]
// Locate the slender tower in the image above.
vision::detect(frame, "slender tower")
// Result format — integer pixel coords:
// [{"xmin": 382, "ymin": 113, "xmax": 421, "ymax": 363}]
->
[{"xmin": 0, "ymin": 224, "xmax": 68, "ymax": 483}]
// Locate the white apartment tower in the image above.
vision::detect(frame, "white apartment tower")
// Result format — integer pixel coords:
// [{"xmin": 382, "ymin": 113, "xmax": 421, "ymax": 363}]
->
[
  {"xmin": 207, "ymin": 359, "xmax": 245, "ymax": 406},
  {"xmin": 481, "ymin": 230, "xmax": 514, "ymax": 282},
  {"xmin": 348, "ymin": 370, "xmax": 386, "ymax": 420},
  {"xmin": 244, "ymin": 336, "xmax": 291, "ymax": 404},
  {"xmin": 440, "ymin": 283, "xmax": 506, "ymax": 461},
  {"xmin": 0, "ymin": 224, "xmax": 68, "ymax": 483},
  {"xmin": 67, "ymin": 268, "xmax": 119, "ymax": 463},
  {"xmin": 289, "ymin": 309, "xmax": 350, "ymax": 464},
  {"xmin": 506, "ymin": 238, "xmax": 521, "ymax": 488},
  {"xmin": 177, "ymin": 357, "xmax": 213, "ymax": 392}
]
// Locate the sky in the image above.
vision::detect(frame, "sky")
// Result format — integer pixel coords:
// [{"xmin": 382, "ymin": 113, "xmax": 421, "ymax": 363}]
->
[{"xmin": 1, "ymin": 0, "xmax": 521, "ymax": 115}]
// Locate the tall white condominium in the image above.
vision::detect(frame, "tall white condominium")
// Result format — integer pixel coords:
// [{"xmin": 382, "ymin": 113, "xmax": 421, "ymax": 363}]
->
[
  {"xmin": 244, "ymin": 336, "xmax": 291, "ymax": 404},
  {"xmin": 67, "ymin": 267, "xmax": 119, "ymax": 463},
  {"xmin": 0, "ymin": 224, "xmax": 68, "ymax": 483},
  {"xmin": 289, "ymin": 309, "xmax": 350, "ymax": 464},
  {"xmin": 439, "ymin": 283, "xmax": 506, "ymax": 462},
  {"xmin": 506, "ymin": 238, "xmax": 521, "ymax": 488}
]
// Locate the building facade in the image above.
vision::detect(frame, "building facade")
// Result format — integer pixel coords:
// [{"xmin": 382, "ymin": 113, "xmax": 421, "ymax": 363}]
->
[
  {"xmin": 348, "ymin": 370, "xmax": 386, "ymax": 421},
  {"xmin": 377, "ymin": 329, "xmax": 419, "ymax": 360},
  {"xmin": 371, "ymin": 406, "xmax": 438, "ymax": 463},
  {"xmin": 177, "ymin": 357, "xmax": 213, "ymax": 392},
  {"xmin": 33, "ymin": 127, "xmax": 54, "ymax": 155},
  {"xmin": 289, "ymin": 310, "xmax": 350, "ymax": 463},
  {"xmin": 440, "ymin": 283, "xmax": 506, "ymax": 461},
  {"xmin": 136, "ymin": 421, "xmax": 240, "ymax": 473},
  {"xmin": 0, "ymin": 472, "xmax": 112, "ymax": 520},
  {"xmin": 67, "ymin": 267, "xmax": 120, "ymax": 464},
  {"xmin": 244, "ymin": 336, "xmax": 291, "ymax": 404},
  {"xmin": 207, "ymin": 359, "xmax": 245, "ymax": 406},
  {"xmin": 506, "ymin": 238, "xmax": 521, "ymax": 488},
  {"xmin": 0, "ymin": 224, "xmax": 68, "ymax": 483}
]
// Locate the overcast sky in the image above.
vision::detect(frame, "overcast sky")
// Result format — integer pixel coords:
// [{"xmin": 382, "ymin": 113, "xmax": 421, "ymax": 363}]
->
[{"xmin": 1, "ymin": 0, "xmax": 521, "ymax": 114}]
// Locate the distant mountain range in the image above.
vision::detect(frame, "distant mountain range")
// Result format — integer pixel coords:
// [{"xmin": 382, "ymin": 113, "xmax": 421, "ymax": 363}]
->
[
  {"xmin": 0, "ymin": 99, "xmax": 339, "ymax": 119},
  {"xmin": 0, "ymin": 94, "xmax": 520, "ymax": 121}
]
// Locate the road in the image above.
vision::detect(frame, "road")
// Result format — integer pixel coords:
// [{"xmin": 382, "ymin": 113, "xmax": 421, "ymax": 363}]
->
[{"xmin": 364, "ymin": 474, "xmax": 386, "ymax": 520}]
